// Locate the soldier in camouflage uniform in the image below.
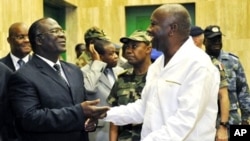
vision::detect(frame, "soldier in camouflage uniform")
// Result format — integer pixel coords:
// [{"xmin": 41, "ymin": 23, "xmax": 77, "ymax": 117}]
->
[
  {"xmin": 74, "ymin": 43, "xmax": 88, "ymax": 67},
  {"xmin": 79, "ymin": 26, "xmax": 111, "ymax": 68},
  {"xmin": 211, "ymin": 56, "xmax": 230, "ymax": 140},
  {"xmin": 204, "ymin": 25, "xmax": 250, "ymax": 126},
  {"xmin": 107, "ymin": 30, "xmax": 152, "ymax": 141}
]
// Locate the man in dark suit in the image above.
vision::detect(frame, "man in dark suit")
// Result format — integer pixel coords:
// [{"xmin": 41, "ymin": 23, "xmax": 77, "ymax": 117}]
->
[
  {"xmin": 8, "ymin": 17, "xmax": 109, "ymax": 141},
  {"xmin": 0, "ymin": 22, "xmax": 32, "ymax": 71},
  {"xmin": 0, "ymin": 63, "xmax": 13, "ymax": 141}
]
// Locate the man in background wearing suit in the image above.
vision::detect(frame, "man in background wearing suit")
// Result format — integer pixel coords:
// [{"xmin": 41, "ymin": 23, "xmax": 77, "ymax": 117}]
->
[
  {"xmin": 0, "ymin": 22, "xmax": 32, "ymax": 71},
  {"xmin": 0, "ymin": 63, "xmax": 13, "ymax": 141},
  {"xmin": 8, "ymin": 17, "xmax": 109, "ymax": 141}
]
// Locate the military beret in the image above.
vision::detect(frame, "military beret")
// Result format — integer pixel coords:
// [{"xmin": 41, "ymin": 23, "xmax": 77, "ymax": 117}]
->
[
  {"xmin": 84, "ymin": 26, "xmax": 110, "ymax": 41},
  {"xmin": 190, "ymin": 26, "xmax": 204, "ymax": 37},
  {"xmin": 120, "ymin": 30, "xmax": 151, "ymax": 43},
  {"xmin": 204, "ymin": 25, "xmax": 222, "ymax": 38}
]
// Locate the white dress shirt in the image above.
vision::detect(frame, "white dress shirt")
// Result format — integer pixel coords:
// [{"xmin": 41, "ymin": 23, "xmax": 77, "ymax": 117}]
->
[
  {"xmin": 104, "ymin": 37, "xmax": 220, "ymax": 141},
  {"xmin": 35, "ymin": 54, "xmax": 68, "ymax": 84},
  {"xmin": 10, "ymin": 53, "xmax": 30, "ymax": 70}
]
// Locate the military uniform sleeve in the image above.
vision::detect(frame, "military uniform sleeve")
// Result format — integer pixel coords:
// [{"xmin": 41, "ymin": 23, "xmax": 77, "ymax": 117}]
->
[
  {"xmin": 211, "ymin": 57, "xmax": 228, "ymax": 88},
  {"xmin": 235, "ymin": 61, "xmax": 250, "ymax": 122},
  {"xmin": 107, "ymin": 82, "xmax": 119, "ymax": 106}
]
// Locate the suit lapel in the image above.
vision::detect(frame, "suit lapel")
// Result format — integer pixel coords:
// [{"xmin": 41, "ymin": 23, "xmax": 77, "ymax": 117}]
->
[
  {"xmin": 61, "ymin": 62, "xmax": 73, "ymax": 87},
  {"xmin": 100, "ymin": 73, "xmax": 112, "ymax": 89},
  {"xmin": 6, "ymin": 54, "xmax": 16, "ymax": 71},
  {"xmin": 61, "ymin": 62, "xmax": 80, "ymax": 104},
  {"xmin": 33, "ymin": 56, "xmax": 70, "ymax": 91}
]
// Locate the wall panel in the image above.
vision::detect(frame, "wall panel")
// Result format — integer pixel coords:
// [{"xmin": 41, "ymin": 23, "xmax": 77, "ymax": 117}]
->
[{"xmin": 0, "ymin": 0, "xmax": 43, "ymax": 57}]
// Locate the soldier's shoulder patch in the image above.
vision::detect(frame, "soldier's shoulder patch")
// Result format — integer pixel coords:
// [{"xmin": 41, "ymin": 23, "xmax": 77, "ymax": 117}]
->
[
  {"xmin": 216, "ymin": 63, "xmax": 224, "ymax": 71},
  {"xmin": 118, "ymin": 69, "xmax": 130, "ymax": 77}
]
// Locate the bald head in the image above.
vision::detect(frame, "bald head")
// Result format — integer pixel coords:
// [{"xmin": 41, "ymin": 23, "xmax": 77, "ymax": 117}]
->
[
  {"xmin": 147, "ymin": 4, "xmax": 192, "ymax": 63},
  {"xmin": 153, "ymin": 4, "xmax": 191, "ymax": 36},
  {"xmin": 7, "ymin": 22, "xmax": 31, "ymax": 58},
  {"xmin": 8, "ymin": 22, "xmax": 29, "ymax": 37}
]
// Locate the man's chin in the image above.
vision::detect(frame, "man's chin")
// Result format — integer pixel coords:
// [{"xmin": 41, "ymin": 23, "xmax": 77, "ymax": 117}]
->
[{"xmin": 22, "ymin": 49, "xmax": 32, "ymax": 54}]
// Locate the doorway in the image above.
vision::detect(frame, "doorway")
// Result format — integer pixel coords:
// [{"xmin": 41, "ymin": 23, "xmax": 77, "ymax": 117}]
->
[{"xmin": 125, "ymin": 3, "xmax": 195, "ymax": 36}]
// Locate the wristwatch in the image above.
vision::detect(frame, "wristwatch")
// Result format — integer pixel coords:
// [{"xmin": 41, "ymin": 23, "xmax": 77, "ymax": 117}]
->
[{"xmin": 220, "ymin": 121, "xmax": 229, "ymax": 128}]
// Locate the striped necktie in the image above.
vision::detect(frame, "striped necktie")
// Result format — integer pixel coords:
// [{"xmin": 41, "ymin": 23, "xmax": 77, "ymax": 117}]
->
[
  {"xmin": 53, "ymin": 64, "xmax": 61, "ymax": 75},
  {"xmin": 18, "ymin": 59, "xmax": 25, "ymax": 67},
  {"xmin": 104, "ymin": 68, "xmax": 115, "ymax": 85},
  {"xmin": 53, "ymin": 64, "xmax": 69, "ymax": 86}
]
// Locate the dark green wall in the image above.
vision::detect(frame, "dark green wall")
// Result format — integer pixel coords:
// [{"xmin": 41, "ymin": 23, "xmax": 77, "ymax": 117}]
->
[
  {"xmin": 125, "ymin": 3, "xmax": 195, "ymax": 36},
  {"xmin": 44, "ymin": 3, "xmax": 66, "ymax": 60}
]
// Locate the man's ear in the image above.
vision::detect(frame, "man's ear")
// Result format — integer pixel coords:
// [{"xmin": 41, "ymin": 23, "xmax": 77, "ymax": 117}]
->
[
  {"xmin": 169, "ymin": 23, "xmax": 177, "ymax": 36},
  {"xmin": 146, "ymin": 46, "xmax": 152, "ymax": 54},
  {"xmin": 170, "ymin": 23, "xmax": 178, "ymax": 30},
  {"xmin": 7, "ymin": 37, "xmax": 11, "ymax": 44},
  {"xmin": 99, "ymin": 54, "xmax": 104, "ymax": 61},
  {"xmin": 35, "ymin": 36, "xmax": 43, "ymax": 45},
  {"xmin": 203, "ymin": 38, "xmax": 207, "ymax": 45}
]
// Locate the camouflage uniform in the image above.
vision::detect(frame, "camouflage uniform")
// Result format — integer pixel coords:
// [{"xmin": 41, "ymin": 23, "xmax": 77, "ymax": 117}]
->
[
  {"xmin": 107, "ymin": 68, "xmax": 146, "ymax": 141},
  {"xmin": 211, "ymin": 56, "xmax": 228, "ymax": 88},
  {"xmin": 75, "ymin": 51, "xmax": 92, "ymax": 68},
  {"xmin": 218, "ymin": 50, "xmax": 250, "ymax": 125}
]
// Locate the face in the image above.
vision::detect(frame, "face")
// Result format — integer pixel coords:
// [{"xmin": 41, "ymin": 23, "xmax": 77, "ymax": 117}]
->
[
  {"xmin": 147, "ymin": 9, "xmax": 171, "ymax": 53},
  {"xmin": 76, "ymin": 45, "xmax": 86, "ymax": 58},
  {"xmin": 204, "ymin": 35, "xmax": 222, "ymax": 57},
  {"xmin": 123, "ymin": 41, "xmax": 151, "ymax": 65},
  {"xmin": 37, "ymin": 18, "xmax": 66, "ymax": 56},
  {"xmin": 7, "ymin": 23, "xmax": 31, "ymax": 58},
  {"xmin": 100, "ymin": 43, "xmax": 118, "ymax": 68}
]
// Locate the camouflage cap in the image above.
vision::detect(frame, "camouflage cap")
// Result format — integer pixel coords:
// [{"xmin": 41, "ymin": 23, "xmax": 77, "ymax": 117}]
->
[
  {"xmin": 120, "ymin": 30, "xmax": 151, "ymax": 43},
  {"xmin": 84, "ymin": 26, "xmax": 110, "ymax": 41}
]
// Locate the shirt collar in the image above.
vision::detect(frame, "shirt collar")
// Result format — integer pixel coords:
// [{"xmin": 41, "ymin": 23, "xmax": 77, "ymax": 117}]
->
[
  {"xmin": 10, "ymin": 53, "xmax": 30, "ymax": 69},
  {"xmin": 35, "ymin": 54, "xmax": 61, "ymax": 68},
  {"xmin": 10, "ymin": 53, "xmax": 30, "ymax": 63}
]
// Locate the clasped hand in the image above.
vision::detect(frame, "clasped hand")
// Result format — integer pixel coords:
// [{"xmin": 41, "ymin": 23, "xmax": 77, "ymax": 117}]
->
[{"xmin": 81, "ymin": 99, "xmax": 110, "ymax": 131}]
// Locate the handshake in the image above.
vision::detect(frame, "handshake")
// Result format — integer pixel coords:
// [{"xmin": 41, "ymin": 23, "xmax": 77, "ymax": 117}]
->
[{"xmin": 81, "ymin": 99, "xmax": 110, "ymax": 131}]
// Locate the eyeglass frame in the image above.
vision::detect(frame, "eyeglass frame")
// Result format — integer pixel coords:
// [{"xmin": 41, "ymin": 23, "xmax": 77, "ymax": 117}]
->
[{"xmin": 36, "ymin": 28, "xmax": 65, "ymax": 37}]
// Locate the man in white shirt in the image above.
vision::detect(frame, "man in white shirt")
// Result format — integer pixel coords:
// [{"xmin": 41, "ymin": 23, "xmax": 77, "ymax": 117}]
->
[{"xmin": 89, "ymin": 4, "xmax": 220, "ymax": 141}]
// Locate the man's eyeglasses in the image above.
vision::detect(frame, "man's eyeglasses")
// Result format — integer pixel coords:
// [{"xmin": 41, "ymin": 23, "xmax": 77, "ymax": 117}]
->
[
  {"xmin": 37, "ymin": 28, "xmax": 65, "ymax": 36},
  {"xmin": 12, "ymin": 35, "xmax": 29, "ymax": 40}
]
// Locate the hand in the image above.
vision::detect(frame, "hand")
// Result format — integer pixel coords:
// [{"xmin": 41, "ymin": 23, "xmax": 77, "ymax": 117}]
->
[
  {"xmin": 84, "ymin": 118, "xmax": 98, "ymax": 132},
  {"xmin": 89, "ymin": 44, "xmax": 101, "ymax": 61},
  {"xmin": 215, "ymin": 126, "xmax": 228, "ymax": 141},
  {"xmin": 81, "ymin": 99, "xmax": 110, "ymax": 119},
  {"xmin": 242, "ymin": 120, "xmax": 249, "ymax": 125}
]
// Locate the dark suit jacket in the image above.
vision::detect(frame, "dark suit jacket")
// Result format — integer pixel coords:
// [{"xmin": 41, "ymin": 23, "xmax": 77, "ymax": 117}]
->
[
  {"xmin": 8, "ymin": 55, "xmax": 89, "ymax": 141},
  {"xmin": 0, "ymin": 53, "xmax": 32, "ymax": 71},
  {"xmin": 0, "ymin": 62, "xmax": 13, "ymax": 140}
]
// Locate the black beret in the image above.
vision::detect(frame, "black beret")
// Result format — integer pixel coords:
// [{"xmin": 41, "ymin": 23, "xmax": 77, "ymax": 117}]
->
[
  {"xmin": 190, "ymin": 26, "xmax": 204, "ymax": 37},
  {"xmin": 204, "ymin": 25, "xmax": 222, "ymax": 38}
]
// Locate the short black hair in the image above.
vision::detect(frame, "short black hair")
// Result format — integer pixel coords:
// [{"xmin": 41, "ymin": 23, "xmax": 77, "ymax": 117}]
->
[
  {"xmin": 28, "ymin": 17, "xmax": 50, "ymax": 52},
  {"xmin": 75, "ymin": 43, "xmax": 85, "ymax": 51},
  {"xmin": 92, "ymin": 39, "xmax": 111, "ymax": 55}
]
